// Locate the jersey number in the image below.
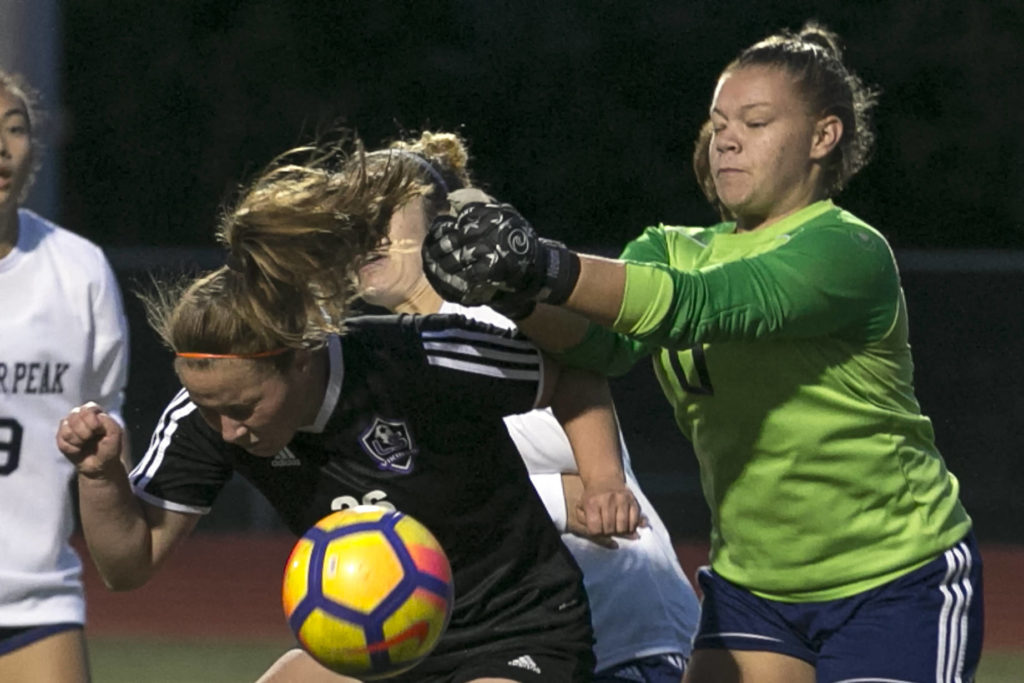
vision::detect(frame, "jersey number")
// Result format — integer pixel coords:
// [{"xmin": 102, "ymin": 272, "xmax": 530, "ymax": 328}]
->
[
  {"xmin": 0, "ymin": 417, "xmax": 23, "ymax": 475},
  {"xmin": 330, "ymin": 489, "xmax": 395, "ymax": 512},
  {"xmin": 670, "ymin": 345, "xmax": 715, "ymax": 396}
]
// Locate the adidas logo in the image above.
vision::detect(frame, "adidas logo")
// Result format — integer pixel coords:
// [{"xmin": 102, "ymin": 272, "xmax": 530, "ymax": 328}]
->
[
  {"xmin": 556, "ymin": 599, "xmax": 580, "ymax": 612},
  {"xmin": 507, "ymin": 654, "xmax": 541, "ymax": 675},
  {"xmin": 270, "ymin": 448, "xmax": 301, "ymax": 468},
  {"xmin": 612, "ymin": 664, "xmax": 646, "ymax": 682}
]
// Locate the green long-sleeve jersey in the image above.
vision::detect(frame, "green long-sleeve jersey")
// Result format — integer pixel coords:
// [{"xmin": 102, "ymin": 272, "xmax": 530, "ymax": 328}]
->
[{"xmin": 559, "ymin": 200, "xmax": 970, "ymax": 601}]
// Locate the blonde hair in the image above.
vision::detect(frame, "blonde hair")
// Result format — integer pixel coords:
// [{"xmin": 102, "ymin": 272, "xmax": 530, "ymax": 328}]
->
[
  {"xmin": 385, "ymin": 130, "xmax": 472, "ymax": 215},
  {"xmin": 139, "ymin": 267, "xmax": 301, "ymax": 371},
  {"xmin": 141, "ymin": 130, "xmax": 476, "ymax": 362},
  {"xmin": 217, "ymin": 130, "xmax": 473, "ymax": 333}
]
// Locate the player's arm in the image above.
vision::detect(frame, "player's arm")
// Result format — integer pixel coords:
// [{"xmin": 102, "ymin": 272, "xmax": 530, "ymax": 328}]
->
[
  {"xmin": 424, "ymin": 199, "xmax": 898, "ymax": 349},
  {"xmin": 522, "ymin": 255, "xmax": 627, "ymax": 341},
  {"xmin": 57, "ymin": 402, "xmax": 200, "ymax": 590},
  {"xmin": 87, "ymin": 250, "xmax": 139, "ymax": 507},
  {"xmin": 608, "ymin": 226, "xmax": 900, "ymax": 346},
  {"xmin": 512, "ymin": 301, "xmax": 598, "ymax": 354},
  {"xmin": 416, "ymin": 313, "xmax": 638, "ymax": 535},
  {"xmin": 537, "ymin": 360, "xmax": 641, "ymax": 538}
]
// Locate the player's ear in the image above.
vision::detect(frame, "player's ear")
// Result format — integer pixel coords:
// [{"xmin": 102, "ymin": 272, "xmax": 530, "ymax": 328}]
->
[{"xmin": 810, "ymin": 114, "xmax": 843, "ymax": 160}]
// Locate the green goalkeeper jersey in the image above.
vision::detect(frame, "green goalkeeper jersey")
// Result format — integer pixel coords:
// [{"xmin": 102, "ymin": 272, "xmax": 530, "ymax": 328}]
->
[{"xmin": 559, "ymin": 199, "xmax": 971, "ymax": 601}]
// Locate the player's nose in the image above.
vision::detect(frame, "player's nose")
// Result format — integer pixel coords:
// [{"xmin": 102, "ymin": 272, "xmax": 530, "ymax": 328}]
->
[{"xmin": 220, "ymin": 417, "xmax": 248, "ymax": 443}]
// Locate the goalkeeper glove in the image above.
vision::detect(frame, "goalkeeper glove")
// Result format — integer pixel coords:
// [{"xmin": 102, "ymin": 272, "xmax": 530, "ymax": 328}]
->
[{"xmin": 422, "ymin": 199, "xmax": 580, "ymax": 317}]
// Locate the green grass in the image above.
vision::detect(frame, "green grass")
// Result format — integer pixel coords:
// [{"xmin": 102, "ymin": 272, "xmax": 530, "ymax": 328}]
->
[
  {"xmin": 88, "ymin": 637, "xmax": 295, "ymax": 683},
  {"xmin": 87, "ymin": 638, "xmax": 1023, "ymax": 683},
  {"xmin": 977, "ymin": 650, "xmax": 1024, "ymax": 682}
]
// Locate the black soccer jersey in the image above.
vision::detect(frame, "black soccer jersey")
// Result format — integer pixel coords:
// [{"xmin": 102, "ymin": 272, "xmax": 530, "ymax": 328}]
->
[{"xmin": 130, "ymin": 313, "xmax": 594, "ymax": 672}]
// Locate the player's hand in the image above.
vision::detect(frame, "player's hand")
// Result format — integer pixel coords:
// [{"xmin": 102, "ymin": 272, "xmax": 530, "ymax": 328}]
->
[
  {"xmin": 573, "ymin": 479, "xmax": 645, "ymax": 547},
  {"xmin": 432, "ymin": 189, "xmax": 541, "ymax": 318},
  {"xmin": 56, "ymin": 402, "xmax": 124, "ymax": 479},
  {"xmin": 565, "ymin": 511, "xmax": 646, "ymax": 550},
  {"xmin": 422, "ymin": 200, "xmax": 531, "ymax": 306},
  {"xmin": 422, "ymin": 199, "xmax": 580, "ymax": 311}
]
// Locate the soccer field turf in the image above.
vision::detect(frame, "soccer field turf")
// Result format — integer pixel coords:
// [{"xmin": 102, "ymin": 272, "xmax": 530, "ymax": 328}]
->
[
  {"xmin": 89, "ymin": 637, "xmax": 293, "ymax": 683},
  {"xmin": 81, "ymin": 536, "xmax": 1024, "ymax": 681},
  {"xmin": 87, "ymin": 637, "xmax": 1024, "ymax": 683}
]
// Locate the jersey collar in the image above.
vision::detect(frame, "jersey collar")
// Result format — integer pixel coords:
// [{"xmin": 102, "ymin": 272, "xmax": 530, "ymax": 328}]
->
[{"xmin": 299, "ymin": 334, "xmax": 342, "ymax": 433}]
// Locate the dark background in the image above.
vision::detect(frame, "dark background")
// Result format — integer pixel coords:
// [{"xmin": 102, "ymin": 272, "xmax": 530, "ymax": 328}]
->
[
  {"xmin": 45, "ymin": 1, "xmax": 1024, "ymax": 543},
  {"xmin": 56, "ymin": 1, "xmax": 1023, "ymax": 250}
]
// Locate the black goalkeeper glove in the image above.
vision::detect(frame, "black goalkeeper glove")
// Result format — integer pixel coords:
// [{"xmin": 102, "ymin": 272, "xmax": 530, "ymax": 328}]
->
[{"xmin": 422, "ymin": 200, "xmax": 580, "ymax": 318}]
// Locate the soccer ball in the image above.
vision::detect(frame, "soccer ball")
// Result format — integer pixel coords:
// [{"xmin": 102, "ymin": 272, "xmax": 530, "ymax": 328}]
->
[{"xmin": 282, "ymin": 506, "xmax": 454, "ymax": 679}]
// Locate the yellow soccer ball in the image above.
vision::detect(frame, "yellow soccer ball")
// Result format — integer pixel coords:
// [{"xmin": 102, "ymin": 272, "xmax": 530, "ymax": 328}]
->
[{"xmin": 282, "ymin": 506, "xmax": 454, "ymax": 679}]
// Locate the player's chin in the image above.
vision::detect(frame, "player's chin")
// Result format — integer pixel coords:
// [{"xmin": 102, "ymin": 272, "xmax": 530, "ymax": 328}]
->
[{"xmin": 247, "ymin": 443, "xmax": 287, "ymax": 458}]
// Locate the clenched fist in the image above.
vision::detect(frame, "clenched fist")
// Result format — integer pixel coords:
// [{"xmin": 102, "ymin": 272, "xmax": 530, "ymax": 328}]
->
[
  {"xmin": 56, "ymin": 402, "xmax": 125, "ymax": 479},
  {"xmin": 422, "ymin": 196, "xmax": 580, "ymax": 318}
]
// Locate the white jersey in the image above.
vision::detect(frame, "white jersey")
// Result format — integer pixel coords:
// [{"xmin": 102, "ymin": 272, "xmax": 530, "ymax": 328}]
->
[
  {"xmin": 0, "ymin": 209, "xmax": 129, "ymax": 627},
  {"xmin": 440, "ymin": 302, "xmax": 699, "ymax": 670}
]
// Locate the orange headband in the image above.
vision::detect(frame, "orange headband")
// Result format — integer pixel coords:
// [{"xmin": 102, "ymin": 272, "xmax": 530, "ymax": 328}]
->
[{"xmin": 175, "ymin": 348, "xmax": 291, "ymax": 360}]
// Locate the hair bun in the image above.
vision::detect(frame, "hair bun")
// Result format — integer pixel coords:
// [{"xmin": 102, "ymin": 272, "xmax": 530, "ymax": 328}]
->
[{"xmin": 798, "ymin": 21, "xmax": 844, "ymax": 61}]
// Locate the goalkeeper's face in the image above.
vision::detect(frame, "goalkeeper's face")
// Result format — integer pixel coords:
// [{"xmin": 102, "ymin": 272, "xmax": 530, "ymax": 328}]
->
[
  {"xmin": 358, "ymin": 197, "xmax": 433, "ymax": 312},
  {"xmin": 708, "ymin": 65, "xmax": 833, "ymax": 230}
]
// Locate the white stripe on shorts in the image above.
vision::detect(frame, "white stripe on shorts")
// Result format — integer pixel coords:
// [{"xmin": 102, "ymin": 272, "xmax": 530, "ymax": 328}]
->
[{"xmin": 936, "ymin": 540, "xmax": 973, "ymax": 683}]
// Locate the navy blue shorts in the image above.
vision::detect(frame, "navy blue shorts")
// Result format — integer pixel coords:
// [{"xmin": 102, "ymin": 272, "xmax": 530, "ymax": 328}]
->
[
  {"xmin": 0, "ymin": 623, "xmax": 81, "ymax": 657},
  {"xmin": 693, "ymin": 533, "xmax": 983, "ymax": 683},
  {"xmin": 593, "ymin": 652, "xmax": 687, "ymax": 682}
]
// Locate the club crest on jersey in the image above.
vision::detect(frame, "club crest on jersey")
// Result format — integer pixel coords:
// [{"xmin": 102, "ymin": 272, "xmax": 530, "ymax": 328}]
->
[{"xmin": 359, "ymin": 416, "xmax": 418, "ymax": 473}]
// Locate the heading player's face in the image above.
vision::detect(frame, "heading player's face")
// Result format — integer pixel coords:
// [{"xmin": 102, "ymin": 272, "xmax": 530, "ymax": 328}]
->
[
  {"xmin": 0, "ymin": 87, "xmax": 32, "ymax": 210},
  {"xmin": 358, "ymin": 197, "xmax": 429, "ymax": 309},
  {"xmin": 177, "ymin": 356, "xmax": 312, "ymax": 458},
  {"xmin": 708, "ymin": 65, "xmax": 822, "ymax": 228}
]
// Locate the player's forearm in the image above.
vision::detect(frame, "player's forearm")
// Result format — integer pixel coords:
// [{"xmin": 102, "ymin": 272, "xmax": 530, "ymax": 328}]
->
[
  {"xmin": 515, "ymin": 303, "xmax": 591, "ymax": 353},
  {"xmin": 515, "ymin": 255, "xmax": 626, "ymax": 353},
  {"xmin": 77, "ymin": 465, "xmax": 159, "ymax": 591},
  {"xmin": 563, "ymin": 254, "xmax": 627, "ymax": 328},
  {"xmin": 547, "ymin": 365, "xmax": 625, "ymax": 487}
]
